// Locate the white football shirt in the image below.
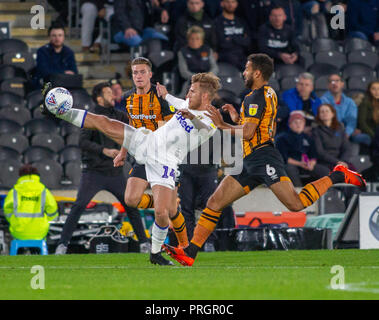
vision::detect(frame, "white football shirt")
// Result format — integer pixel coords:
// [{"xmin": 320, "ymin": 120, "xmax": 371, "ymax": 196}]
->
[{"xmin": 144, "ymin": 94, "xmax": 217, "ymax": 168}]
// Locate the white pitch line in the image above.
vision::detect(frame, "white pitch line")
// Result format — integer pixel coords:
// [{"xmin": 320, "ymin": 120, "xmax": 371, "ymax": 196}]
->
[{"xmin": 0, "ymin": 265, "xmax": 378, "ymax": 270}]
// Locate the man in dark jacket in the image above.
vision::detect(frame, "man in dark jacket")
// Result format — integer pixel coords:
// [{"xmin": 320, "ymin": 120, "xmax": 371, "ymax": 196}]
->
[
  {"xmin": 174, "ymin": 0, "xmax": 217, "ymax": 52},
  {"xmin": 55, "ymin": 82, "xmax": 150, "ymax": 254},
  {"xmin": 276, "ymin": 111, "xmax": 330, "ymax": 186},
  {"xmin": 214, "ymin": 0, "xmax": 251, "ymax": 71},
  {"xmin": 34, "ymin": 24, "xmax": 78, "ymax": 89},
  {"xmin": 258, "ymin": 5, "xmax": 302, "ymax": 67}
]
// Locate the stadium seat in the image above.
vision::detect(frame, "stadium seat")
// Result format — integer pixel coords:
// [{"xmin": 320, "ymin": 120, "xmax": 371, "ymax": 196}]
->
[
  {"xmin": 217, "ymin": 62, "xmax": 241, "ymax": 77},
  {"xmin": 215, "ymin": 89, "xmax": 241, "ymax": 107},
  {"xmin": 347, "ymin": 75, "xmax": 375, "ymax": 91},
  {"xmin": 299, "ymin": 51, "xmax": 314, "ymax": 70},
  {"xmin": 23, "ymin": 146, "xmax": 58, "ymax": 163},
  {"xmin": 0, "ymin": 38, "xmax": 28, "ymax": 55},
  {"xmin": 24, "ymin": 118, "xmax": 59, "ymax": 137},
  {"xmin": 0, "ymin": 133, "xmax": 29, "ymax": 154},
  {"xmin": 64, "ymin": 160, "xmax": 82, "ymax": 187},
  {"xmin": 268, "ymin": 77, "xmax": 280, "ymax": 92},
  {"xmin": 31, "ymin": 133, "xmax": 65, "ymax": 153},
  {"xmin": 220, "ymin": 76, "xmax": 245, "ymax": 97},
  {"xmin": 307, "ymin": 63, "xmax": 340, "ymax": 79},
  {"xmin": 0, "ymin": 22, "xmax": 10, "ymax": 40},
  {"xmin": 314, "ymin": 75, "xmax": 330, "ymax": 91},
  {"xmin": 311, "ymin": 38, "xmax": 341, "ymax": 54},
  {"xmin": 59, "ymin": 146, "xmax": 81, "ymax": 165},
  {"xmin": 32, "ymin": 107, "xmax": 45, "ymax": 119},
  {"xmin": 342, "ymin": 63, "xmax": 376, "ymax": 80},
  {"xmin": 349, "ymin": 155, "xmax": 372, "ymax": 173},
  {"xmin": 347, "ymin": 50, "xmax": 378, "ymax": 69},
  {"xmin": 0, "ymin": 105, "xmax": 31, "ymax": 126},
  {"xmin": 60, "ymin": 121, "xmax": 81, "ymax": 137},
  {"xmin": 32, "ymin": 159, "xmax": 63, "ymax": 189},
  {"xmin": 314, "ymin": 89, "xmax": 327, "ymax": 98},
  {"xmin": 66, "ymin": 132, "xmax": 80, "ymax": 146},
  {"xmin": 0, "ymin": 119, "xmax": 23, "ymax": 135},
  {"xmin": 148, "ymin": 50, "xmax": 175, "ymax": 69},
  {"xmin": 0, "ymin": 146, "xmax": 21, "ymax": 162},
  {"xmin": 70, "ymin": 88, "xmax": 94, "ymax": 110},
  {"xmin": 2, "ymin": 51, "xmax": 35, "ymax": 73},
  {"xmin": 321, "ymin": 189, "xmax": 346, "ymax": 214},
  {"xmin": 274, "ymin": 64, "xmax": 305, "ymax": 80},
  {"xmin": 280, "ymin": 76, "xmax": 298, "ymax": 91},
  {"xmin": 346, "ymin": 89, "xmax": 365, "ymax": 99},
  {"xmin": 26, "ymin": 90, "xmax": 43, "ymax": 111},
  {"xmin": 0, "ymin": 91, "xmax": 24, "ymax": 109},
  {"xmin": 0, "ymin": 64, "xmax": 27, "ymax": 82},
  {"xmin": 0, "ymin": 78, "xmax": 27, "ymax": 97},
  {"xmin": 0, "ymin": 158, "xmax": 22, "ymax": 189},
  {"xmin": 344, "ymin": 37, "xmax": 376, "ymax": 54},
  {"xmin": 314, "ymin": 51, "xmax": 347, "ymax": 70}
]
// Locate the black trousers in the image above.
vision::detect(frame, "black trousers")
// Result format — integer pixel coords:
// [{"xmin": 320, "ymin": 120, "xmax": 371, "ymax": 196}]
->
[
  {"xmin": 58, "ymin": 171, "xmax": 148, "ymax": 246},
  {"xmin": 178, "ymin": 167, "xmax": 235, "ymax": 242}
]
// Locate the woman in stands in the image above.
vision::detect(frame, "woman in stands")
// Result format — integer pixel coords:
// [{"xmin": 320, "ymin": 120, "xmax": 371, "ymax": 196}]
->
[
  {"xmin": 312, "ymin": 103, "xmax": 355, "ymax": 171},
  {"xmin": 357, "ymin": 81, "xmax": 379, "ymax": 143}
]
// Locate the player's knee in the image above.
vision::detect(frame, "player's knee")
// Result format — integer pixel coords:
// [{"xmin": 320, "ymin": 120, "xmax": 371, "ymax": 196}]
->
[
  {"xmin": 154, "ymin": 206, "xmax": 169, "ymax": 220},
  {"xmin": 124, "ymin": 194, "xmax": 140, "ymax": 208},
  {"xmin": 286, "ymin": 201, "xmax": 304, "ymax": 212}
]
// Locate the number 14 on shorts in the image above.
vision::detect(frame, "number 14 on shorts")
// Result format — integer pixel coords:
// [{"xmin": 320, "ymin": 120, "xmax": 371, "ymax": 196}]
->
[{"xmin": 162, "ymin": 166, "xmax": 176, "ymax": 180}]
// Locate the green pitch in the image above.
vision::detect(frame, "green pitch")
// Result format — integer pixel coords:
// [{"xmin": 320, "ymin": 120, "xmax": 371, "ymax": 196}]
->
[{"xmin": 0, "ymin": 250, "xmax": 379, "ymax": 300}]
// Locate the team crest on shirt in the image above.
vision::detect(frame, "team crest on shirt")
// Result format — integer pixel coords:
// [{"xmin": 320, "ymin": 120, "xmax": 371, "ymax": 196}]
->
[
  {"xmin": 248, "ymin": 104, "xmax": 258, "ymax": 116},
  {"xmin": 169, "ymin": 105, "xmax": 176, "ymax": 113}
]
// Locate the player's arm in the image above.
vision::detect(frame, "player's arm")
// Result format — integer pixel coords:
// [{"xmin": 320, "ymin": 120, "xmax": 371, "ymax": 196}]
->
[
  {"xmin": 205, "ymin": 105, "xmax": 257, "ymax": 140},
  {"xmin": 179, "ymin": 109, "xmax": 214, "ymax": 131},
  {"xmin": 156, "ymin": 82, "xmax": 188, "ymax": 110}
]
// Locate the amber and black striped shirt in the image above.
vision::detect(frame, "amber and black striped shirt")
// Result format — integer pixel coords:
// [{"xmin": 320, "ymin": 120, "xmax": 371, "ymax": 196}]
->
[
  {"xmin": 239, "ymin": 85, "xmax": 278, "ymax": 157},
  {"xmin": 123, "ymin": 84, "xmax": 175, "ymax": 131}
]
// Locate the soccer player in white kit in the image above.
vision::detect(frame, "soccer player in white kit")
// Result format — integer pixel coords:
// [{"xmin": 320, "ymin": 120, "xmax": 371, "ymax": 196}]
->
[{"xmin": 42, "ymin": 72, "xmax": 220, "ymax": 265}]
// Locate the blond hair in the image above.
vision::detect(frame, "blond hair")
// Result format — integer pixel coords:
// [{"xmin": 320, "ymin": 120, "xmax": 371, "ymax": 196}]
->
[
  {"xmin": 191, "ymin": 72, "xmax": 221, "ymax": 100},
  {"xmin": 186, "ymin": 25, "xmax": 205, "ymax": 41}
]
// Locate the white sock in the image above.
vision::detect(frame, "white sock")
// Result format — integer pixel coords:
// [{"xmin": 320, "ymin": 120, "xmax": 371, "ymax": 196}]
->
[
  {"xmin": 151, "ymin": 222, "xmax": 168, "ymax": 254},
  {"xmin": 57, "ymin": 108, "xmax": 87, "ymax": 128}
]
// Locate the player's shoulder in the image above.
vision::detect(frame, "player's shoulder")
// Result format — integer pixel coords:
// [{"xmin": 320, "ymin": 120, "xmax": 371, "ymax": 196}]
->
[
  {"xmin": 244, "ymin": 85, "xmax": 276, "ymax": 104},
  {"xmin": 123, "ymin": 87, "xmax": 136, "ymax": 99}
]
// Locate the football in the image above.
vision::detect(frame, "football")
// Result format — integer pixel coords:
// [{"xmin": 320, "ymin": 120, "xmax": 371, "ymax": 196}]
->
[{"xmin": 45, "ymin": 87, "xmax": 73, "ymax": 116}]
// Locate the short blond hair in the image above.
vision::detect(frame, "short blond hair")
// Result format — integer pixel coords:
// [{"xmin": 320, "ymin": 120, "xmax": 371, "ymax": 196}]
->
[
  {"xmin": 186, "ymin": 25, "xmax": 205, "ymax": 41},
  {"xmin": 191, "ymin": 72, "xmax": 221, "ymax": 100}
]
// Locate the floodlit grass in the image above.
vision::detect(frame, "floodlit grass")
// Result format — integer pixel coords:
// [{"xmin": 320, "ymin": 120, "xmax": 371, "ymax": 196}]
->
[{"xmin": 0, "ymin": 250, "xmax": 379, "ymax": 300}]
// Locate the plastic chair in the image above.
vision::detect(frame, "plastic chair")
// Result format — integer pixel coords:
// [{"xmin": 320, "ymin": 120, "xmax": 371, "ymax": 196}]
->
[
  {"xmin": 26, "ymin": 90, "xmax": 43, "ymax": 111},
  {"xmin": 0, "ymin": 105, "xmax": 31, "ymax": 126},
  {"xmin": 9, "ymin": 239, "xmax": 48, "ymax": 255},
  {"xmin": 307, "ymin": 63, "xmax": 340, "ymax": 79},
  {"xmin": 342, "ymin": 63, "xmax": 376, "ymax": 80},
  {"xmin": 32, "ymin": 159, "xmax": 63, "ymax": 189},
  {"xmin": 0, "ymin": 158, "xmax": 22, "ymax": 188},
  {"xmin": 347, "ymin": 50, "xmax": 378, "ymax": 69},
  {"xmin": 314, "ymin": 51, "xmax": 346, "ymax": 70},
  {"xmin": 0, "ymin": 64, "xmax": 27, "ymax": 82},
  {"xmin": 2, "ymin": 51, "xmax": 35, "ymax": 73},
  {"xmin": 0, "ymin": 38, "xmax": 28, "ymax": 55},
  {"xmin": 31, "ymin": 133, "xmax": 65, "ymax": 153},
  {"xmin": 311, "ymin": 38, "xmax": 340, "ymax": 54},
  {"xmin": 274, "ymin": 64, "xmax": 305, "ymax": 80},
  {"xmin": 0, "ymin": 78, "xmax": 27, "ymax": 97},
  {"xmin": 0, "ymin": 133, "xmax": 29, "ymax": 154},
  {"xmin": 70, "ymin": 88, "xmax": 94, "ymax": 110},
  {"xmin": 0, "ymin": 91, "xmax": 24, "ymax": 109}
]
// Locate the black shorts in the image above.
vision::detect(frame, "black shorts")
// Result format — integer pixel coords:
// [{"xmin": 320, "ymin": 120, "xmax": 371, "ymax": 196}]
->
[
  {"xmin": 129, "ymin": 163, "xmax": 147, "ymax": 181},
  {"xmin": 231, "ymin": 145, "xmax": 289, "ymax": 193}
]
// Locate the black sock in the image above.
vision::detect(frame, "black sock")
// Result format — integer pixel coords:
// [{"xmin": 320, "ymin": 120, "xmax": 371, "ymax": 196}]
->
[
  {"xmin": 184, "ymin": 242, "xmax": 200, "ymax": 259},
  {"xmin": 329, "ymin": 171, "xmax": 345, "ymax": 184}
]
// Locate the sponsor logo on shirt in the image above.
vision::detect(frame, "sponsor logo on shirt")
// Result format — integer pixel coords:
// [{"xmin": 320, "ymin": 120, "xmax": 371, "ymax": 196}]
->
[
  {"xmin": 130, "ymin": 114, "xmax": 157, "ymax": 120},
  {"xmin": 176, "ymin": 113, "xmax": 194, "ymax": 133}
]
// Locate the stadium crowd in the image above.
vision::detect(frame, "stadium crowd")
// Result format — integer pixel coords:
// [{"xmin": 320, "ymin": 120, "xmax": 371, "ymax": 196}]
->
[{"xmin": 0, "ymin": 0, "xmax": 378, "ymax": 255}]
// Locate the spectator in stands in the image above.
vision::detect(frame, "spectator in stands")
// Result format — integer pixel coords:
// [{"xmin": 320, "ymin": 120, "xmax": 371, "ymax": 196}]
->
[
  {"xmin": 214, "ymin": 0, "xmax": 250, "ymax": 71},
  {"xmin": 174, "ymin": 0, "xmax": 217, "ymax": 52},
  {"xmin": 358, "ymin": 81, "xmax": 379, "ymax": 141},
  {"xmin": 276, "ymin": 111, "xmax": 330, "ymax": 187},
  {"xmin": 33, "ymin": 24, "xmax": 78, "ymax": 89},
  {"xmin": 55, "ymin": 82, "xmax": 150, "ymax": 255},
  {"xmin": 300, "ymin": 0, "xmax": 332, "ymax": 17},
  {"xmin": 346, "ymin": 0, "xmax": 379, "ymax": 46},
  {"xmin": 258, "ymin": 5, "xmax": 302, "ymax": 67},
  {"xmin": 109, "ymin": 78, "xmax": 126, "ymax": 112},
  {"xmin": 81, "ymin": 1, "xmax": 114, "ymax": 53},
  {"xmin": 177, "ymin": 26, "xmax": 218, "ymax": 97},
  {"xmin": 236, "ymin": 0, "xmax": 271, "ymax": 51},
  {"xmin": 169, "ymin": 0, "xmax": 222, "ymax": 23},
  {"xmin": 363, "ymin": 125, "xmax": 379, "ymax": 181},
  {"xmin": 273, "ymin": 0, "xmax": 304, "ymax": 38},
  {"xmin": 112, "ymin": 0, "xmax": 169, "ymax": 49},
  {"xmin": 312, "ymin": 103, "xmax": 354, "ymax": 170},
  {"xmin": 281, "ymin": 72, "xmax": 322, "ymax": 133},
  {"xmin": 321, "ymin": 74, "xmax": 371, "ymax": 146},
  {"xmin": 3, "ymin": 164, "xmax": 58, "ymax": 242}
]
